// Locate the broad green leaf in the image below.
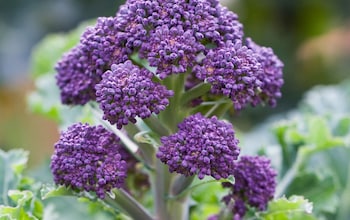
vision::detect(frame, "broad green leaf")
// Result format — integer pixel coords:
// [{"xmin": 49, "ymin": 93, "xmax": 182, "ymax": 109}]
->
[
  {"xmin": 191, "ymin": 179, "xmax": 227, "ymax": 204},
  {"xmin": 189, "ymin": 178, "xmax": 229, "ymax": 220},
  {"xmin": 285, "ymin": 128, "xmax": 305, "ymax": 145},
  {"xmin": 324, "ymin": 147, "xmax": 350, "ymax": 187},
  {"xmin": 334, "ymin": 116, "xmax": 350, "ymax": 136},
  {"xmin": 8, "ymin": 190, "xmax": 33, "ymax": 206},
  {"xmin": 32, "ymin": 200, "xmax": 44, "ymax": 220},
  {"xmin": 0, "ymin": 149, "xmax": 29, "ymax": 205},
  {"xmin": 27, "ymin": 73, "xmax": 96, "ymax": 129},
  {"xmin": 285, "ymin": 172, "xmax": 339, "ymax": 214},
  {"xmin": 190, "ymin": 204, "xmax": 220, "ymax": 220},
  {"xmin": 41, "ymin": 184, "xmax": 73, "ymax": 200},
  {"xmin": 261, "ymin": 196, "xmax": 316, "ymax": 220},
  {"xmin": 0, "ymin": 191, "xmax": 41, "ymax": 220},
  {"xmin": 31, "ymin": 162, "xmax": 116, "ymax": 220},
  {"xmin": 41, "ymin": 186, "xmax": 117, "ymax": 220},
  {"xmin": 0, "ymin": 206, "xmax": 17, "ymax": 219},
  {"xmin": 42, "ymin": 197, "xmax": 118, "ymax": 220},
  {"xmin": 300, "ymin": 81, "xmax": 350, "ymax": 115},
  {"xmin": 304, "ymin": 116, "xmax": 345, "ymax": 151},
  {"xmin": 306, "ymin": 116, "xmax": 331, "ymax": 148},
  {"xmin": 337, "ymin": 163, "xmax": 350, "ymax": 220},
  {"xmin": 245, "ymin": 81, "xmax": 350, "ymax": 219},
  {"xmin": 27, "ymin": 74, "xmax": 61, "ymax": 122}
]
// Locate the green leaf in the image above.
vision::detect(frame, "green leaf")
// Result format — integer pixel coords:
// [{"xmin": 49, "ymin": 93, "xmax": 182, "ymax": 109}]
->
[
  {"xmin": 41, "ymin": 184, "xmax": 74, "ymax": 200},
  {"xmin": 334, "ymin": 116, "xmax": 350, "ymax": 136},
  {"xmin": 0, "ymin": 206, "xmax": 17, "ymax": 220},
  {"xmin": 32, "ymin": 200, "xmax": 44, "ymax": 220},
  {"xmin": 337, "ymin": 163, "xmax": 350, "ymax": 220},
  {"xmin": 261, "ymin": 196, "xmax": 316, "ymax": 220},
  {"xmin": 27, "ymin": 70, "xmax": 94, "ymax": 128},
  {"xmin": 27, "ymin": 73, "xmax": 96, "ymax": 129},
  {"xmin": 0, "ymin": 149, "xmax": 29, "ymax": 205},
  {"xmin": 285, "ymin": 172, "xmax": 339, "ymax": 214},
  {"xmin": 191, "ymin": 179, "xmax": 227, "ymax": 204},
  {"xmin": 306, "ymin": 117, "xmax": 332, "ymax": 148},
  {"xmin": 8, "ymin": 190, "xmax": 33, "ymax": 206},
  {"xmin": 190, "ymin": 204, "xmax": 220, "ymax": 220},
  {"xmin": 0, "ymin": 190, "xmax": 42, "ymax": 220},
  {"xmin": 27, "ymin": 74, "xmax": 61, "ymax": 122},
  {"xmin": 300, "ymin": 81, "xmax": 350, "ymax": 116}
]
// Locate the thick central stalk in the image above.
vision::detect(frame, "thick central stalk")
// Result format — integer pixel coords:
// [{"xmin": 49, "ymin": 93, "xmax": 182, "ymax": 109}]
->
[{"xmin": 154, "ymin": 159, "xmax": 173, "ymax": 220}]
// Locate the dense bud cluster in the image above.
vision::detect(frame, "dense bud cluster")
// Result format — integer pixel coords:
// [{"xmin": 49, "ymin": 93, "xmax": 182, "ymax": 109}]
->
[
  {"xmin": 195, "ymin": 40, "xmax": 263, "ymax": 110},
  {"xmin": 55, "ymin": 17, "xmax": 128, "ymax": 105},
  {"xmin": 156, "ymin": 113, "xmax": 240, "ymax": 179},
  {"xmin": 55, "ymin": 0, "xmax": 283, "ymax": 112},
  {"xmin": 95, "ymin": 61, "xmax": 173, "ymax": 129},
  {"xmin": 222, "ymin": 156, "xmax": 277, "ymax": 218},
  {"xmin": 52, "ymin": 0, "xmax": 284, "ymax": 210},
  {"xmin": 245, "ymin": 38, "xmax": 284, "ymax": 107},
  {"xmin": 50, "ymin": 123, "xmax": 127, "ymax": 199}
]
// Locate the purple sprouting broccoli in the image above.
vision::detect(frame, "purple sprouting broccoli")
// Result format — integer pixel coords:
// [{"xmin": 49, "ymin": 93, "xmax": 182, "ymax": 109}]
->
[
  {"xmin": 50, "ymin": 123, "xmax": 127, "ymax": 199},
  {"xmin": 222, "ymin": 155, "xmax": 277, "ymax": 218},
  {"xmin": 95, "ymin": 61, "xmax": 173, "ymax": 129},
  {"xmin": 194, "ymin": 40, "xmax": 263, "ymax": 110},
  {"xmin": 55, "ymin": 0, "xmax": 283, "ymax": 112},
  {"xmin": 156, "ymin": 113, "xmax": 240, "ymax": 180},
  {"xmin": 140, "ymin": 25, "xmax": 205, "ymax": 79},
  {"xmin": 52, "ymin": 1, "xmax": 284, "ymax": 218},
  {"xmin": 55, "ymin": 17, "xmax": 129, "ymax": 105},
  {"xmin": 245, "ymin": 38, "xmax": 284, "ymax": 107}
]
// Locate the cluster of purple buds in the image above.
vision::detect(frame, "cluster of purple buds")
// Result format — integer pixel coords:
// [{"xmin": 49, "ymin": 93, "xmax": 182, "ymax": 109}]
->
[
  {"xmin": 95, "ymin": 61, "xmax": 173, "ymax": 129},
  {"xmin": 222, "ymin": 156, "xmax": 277, "ymax": 218},
  {"xmin": 156, "ymin": 113, "xmax": 240, "ymax": 180},
  {"xmin": 52, "ymin": 0, "xmax": 283, "ymax": 210},
  {"xmin": 55, "ymin": 0, "xmax": 283, "ymax": 115},
  {"xmin": 55, "ymin": 17, "xmax": 128, "ymax": 105},
  {"xmin": 50, "ymin": 123, "xmax": 127, "ymax": 199}
]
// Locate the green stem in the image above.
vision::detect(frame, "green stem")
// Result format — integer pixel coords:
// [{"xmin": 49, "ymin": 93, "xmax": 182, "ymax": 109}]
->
[
  {"xmin": 168, "ymin": 195, "xmax": 190, "ymax": 220},
  {"xmin": 337, "ymin": 163, "xmax": 350, "ymax": 220},
  {"xmin": 100, "ymin": 117, "xmax": 138, "ymax": 153},
  {"xmin": 180, "ymin": 82, "xmax": 211, "ymax": 105},
  {"xmin": 143, "ymin": 115, "xmax": 171, "ymax": 137},
  {"xmin": 205, "ymin": 101, "xmax": 232, "ymax": 118},
  {"xmin": 153, "ymin": 160, "xmax": 173, "ymax": 220},
  {"xmin": 275, "ymin": 148, "xmax": 307, "ymax": 197},
  {"xmin": 168, "ymin": 178, "xmax": 232, "ymax": 200},
  {"xmin": 90, "ymin": 105, "xmax": 140, "ymax": 153},
  {"xmin": 159, "ymin": 73, "xmax": 187, "ymax": 132},
  {"xmin": 123, "ymin": 124, "xmax": 156, "ymax": 169},
  {"xmin": 104, "ymin": 189, "xmax": 154, "ymax": 220},
  {"xmin": 171, "ymin": 175, "xmax": 195, "ymax": 196}
]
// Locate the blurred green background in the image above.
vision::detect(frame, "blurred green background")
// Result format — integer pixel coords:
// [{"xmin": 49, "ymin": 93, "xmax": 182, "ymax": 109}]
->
[{"xmin": 0, "ymin": 0, "xmax": 349, "ymax": 167}]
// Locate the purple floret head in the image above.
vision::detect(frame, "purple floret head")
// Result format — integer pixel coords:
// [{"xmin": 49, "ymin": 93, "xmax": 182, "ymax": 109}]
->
[
  {"xmin": 50, "ymin": 123, "xmax": 127, "ymax": 199},
  {"xmin": 222, "ymin": 155, "xmax": 277, "ymax": 218},
  {"xmin": 95, "ymin": 61, "xmax": 173, "ymax": 129},
  {"xmin": 156, "ymin": 113, "xmax": 240, "ymax": 180}
]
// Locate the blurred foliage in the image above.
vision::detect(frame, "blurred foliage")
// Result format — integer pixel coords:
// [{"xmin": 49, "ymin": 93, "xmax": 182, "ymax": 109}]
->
[
  {"xmin": 28, "ymin": 20, "xmax": 96, "ymax": 129},
  {"xmin": 241, "ymin": 80, "xmax": 350, "ymax": 220},
  {"xmin": 0, "ymin": 0, "xmax": 121, "ymax": 84},
  {"xmin": 225, "ymin": 0, "xmax": 350, "ymax": 130},
  {"xmin": 233, "ymin": 0, "xmax": 350, "ymax": 91},
  {"xmin": 0, "ymin": 149, "xmax": 119, "ymax": 220},
  {"xmin": 261, "ymin": 196, "xmax": 315, "ymax": 220},
  {"xmin": 0, "ymin": 149, "xmax": 43, "ymax": 219}
]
